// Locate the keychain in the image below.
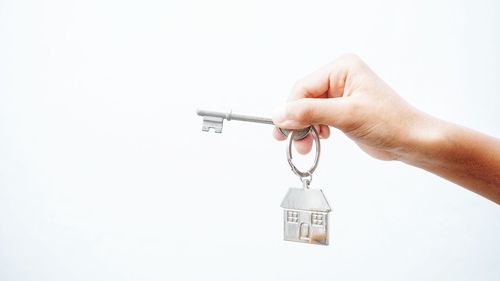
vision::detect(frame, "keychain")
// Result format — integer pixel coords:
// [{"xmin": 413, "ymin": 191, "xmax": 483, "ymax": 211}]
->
[
  {"xmin": 197, "ymin": 108, "xmax": 332, "ymax": 245},
  {"xmin": 280, "ymin": 127, "xmax": 331, "ymax": 245}
]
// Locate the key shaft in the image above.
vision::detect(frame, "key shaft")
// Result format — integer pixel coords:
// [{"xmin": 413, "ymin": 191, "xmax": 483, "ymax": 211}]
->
[
  {"xmin": 197, "ymin": 108, "xmax": 273, "ymax": 125},
  {"xmin": 197, "ymin": 108, "xmax": 311, "ymax": 140}
]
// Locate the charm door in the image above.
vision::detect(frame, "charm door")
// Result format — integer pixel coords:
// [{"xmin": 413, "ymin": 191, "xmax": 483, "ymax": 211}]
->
[{"xmin": 299, "ymin": 222, "xmax": 310, "ymax": 241}]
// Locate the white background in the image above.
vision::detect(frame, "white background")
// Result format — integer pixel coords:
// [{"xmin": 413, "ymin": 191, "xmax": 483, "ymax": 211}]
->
[{"xmin": 1, "ymin": 0, "xmax": 499, "ymax": 280}]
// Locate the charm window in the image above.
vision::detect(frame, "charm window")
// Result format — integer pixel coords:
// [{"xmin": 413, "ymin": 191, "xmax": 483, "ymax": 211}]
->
[
  {"xmin": 312, "ymin": 213, "xmax": 324, "ymax": 226},
  {"xmin": 287, "ymin": 211, "xmax": 299, "ymax": 223}
]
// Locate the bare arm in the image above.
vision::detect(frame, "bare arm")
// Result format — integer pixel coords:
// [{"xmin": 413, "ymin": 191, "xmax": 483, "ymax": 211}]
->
[
  {"xmin": 402, "ymin": 115, "xmax": 500, "ymax": 202},
  {"xmin": 272, "ymin": 54, "xmax": 500, "ymax": 204}
]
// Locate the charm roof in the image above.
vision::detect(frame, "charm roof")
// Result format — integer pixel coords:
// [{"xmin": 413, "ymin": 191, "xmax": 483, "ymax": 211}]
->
[{"xmin": 280, "ymin": 188, "xmax": 331, "ymax": 212}]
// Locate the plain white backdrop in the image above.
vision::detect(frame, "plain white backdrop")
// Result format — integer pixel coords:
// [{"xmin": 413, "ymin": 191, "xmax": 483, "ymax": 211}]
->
[{"xmin": 1, "ymin": 0, "xmax": 499, "ymax": 280}]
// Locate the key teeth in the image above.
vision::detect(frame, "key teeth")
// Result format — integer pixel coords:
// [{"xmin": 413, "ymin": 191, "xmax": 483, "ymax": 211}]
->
[
  {"xmin": 202, "ymin": 125, "xmax": 222, "ymax": 133},
  {"xmin": 201, "ymin": 117, "xmax": 224, "ymax": 134}
]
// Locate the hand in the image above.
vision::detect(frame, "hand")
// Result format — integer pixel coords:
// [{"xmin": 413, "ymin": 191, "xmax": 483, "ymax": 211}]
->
[
  {"xmin": 272, "ymin": 54, "xmax": 428, "ymax": 161},
  {"xmin": 272, "ymin": 54, "xmax": 500, "ymax": 204}
]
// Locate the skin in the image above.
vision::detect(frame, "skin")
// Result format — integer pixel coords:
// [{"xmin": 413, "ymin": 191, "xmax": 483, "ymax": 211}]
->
[{"xmin": 272, "ymin": 54, "xmax": 500, "ymax": 204}]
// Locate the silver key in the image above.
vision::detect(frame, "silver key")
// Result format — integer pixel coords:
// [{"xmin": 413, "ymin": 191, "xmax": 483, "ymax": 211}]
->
[{"xmin": 196, "ymin": 108, "xmax": 311, "ymax": 140}]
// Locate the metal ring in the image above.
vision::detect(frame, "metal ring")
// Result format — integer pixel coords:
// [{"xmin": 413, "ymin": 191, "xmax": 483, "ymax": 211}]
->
[
  {"xmin": 286, "ymin": 126, "xmax": 320, "ymax": 178},
  {"xmin": 278, "ymin": 126, "xmax": 311, "ymax": 141}
]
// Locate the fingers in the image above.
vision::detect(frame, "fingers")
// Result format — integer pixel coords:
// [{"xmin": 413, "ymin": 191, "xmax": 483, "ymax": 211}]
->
[
  {"xmin": 288, "ymin": 54, "xmax": 366, "ymax": 101},
  {"xmin": 273, "ymin": 125, "xmax": 330, "ymax": 155},
  {"xmin": 272, "ymin": 125, "xmax": 330, "ymax": 141},
  {"xmin": 293, "ymin": 125, "xmax": 329, "ymax": 154},
  {"xmin": 294, "ymin": 134, "xmax": 313, "ymax": 154},
  {"xmin": 272, "ymin": 127, "xmax": 287, "ymax": 141},
  {"xmin": 273, "ymin": 97, "xmax": 353, "ymax": 130},
  {"xmin": 319, "ymin": 124, "xmax": 330, "ymax": 139},
  {"xmin": 272, "ymin": 54, "xmax": 368, "ymax": 153}
]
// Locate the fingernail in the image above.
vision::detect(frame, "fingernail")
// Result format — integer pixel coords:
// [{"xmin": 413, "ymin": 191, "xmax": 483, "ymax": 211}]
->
[{"xmin": 272, "ymin": 104, "xmax": 287, "ymax": 125}]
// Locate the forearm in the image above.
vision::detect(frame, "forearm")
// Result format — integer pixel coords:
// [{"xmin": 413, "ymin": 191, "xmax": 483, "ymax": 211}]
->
[{"xmin": 399, "ymin": 113, "xmax": 500, "ymax": 204}]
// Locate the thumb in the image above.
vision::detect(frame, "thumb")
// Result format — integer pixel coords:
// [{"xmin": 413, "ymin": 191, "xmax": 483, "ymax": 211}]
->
[{"xmin": 272, "ymin": 98, "xmax": 352, "ymax": 129}]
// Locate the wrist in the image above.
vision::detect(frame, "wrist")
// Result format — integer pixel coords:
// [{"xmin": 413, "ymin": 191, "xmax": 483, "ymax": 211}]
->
[
  {"xmin": 394, "ymin": 111, "xmax": 450, "ymax": 168},
  {"xmin": 395, "ymin": 111, "xmax": 500, "ymax": 201}
]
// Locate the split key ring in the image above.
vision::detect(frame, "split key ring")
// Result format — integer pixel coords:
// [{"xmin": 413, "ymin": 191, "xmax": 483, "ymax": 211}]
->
[{"xmin": 286, "ymin": 126, "xmax": 321, "ymax": 181}]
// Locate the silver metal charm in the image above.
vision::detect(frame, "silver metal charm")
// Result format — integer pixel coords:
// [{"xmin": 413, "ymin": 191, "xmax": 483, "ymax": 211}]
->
[
  {"xmin": 196, "ymin": 108, "xmax": 311, "ymax": 140},
  {"xmin": 195, "ymin": 107, "xmax": 331, "ymax": 245},
  {"xmin": 280, "ymin": 127, "xmax": 332, "ymax": 245}
]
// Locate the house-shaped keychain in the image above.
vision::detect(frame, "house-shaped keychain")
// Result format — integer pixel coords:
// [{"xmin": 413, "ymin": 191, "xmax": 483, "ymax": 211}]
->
[{"xmin": 280, "ymin": 187, "xmax": 331, "ymax": 245}]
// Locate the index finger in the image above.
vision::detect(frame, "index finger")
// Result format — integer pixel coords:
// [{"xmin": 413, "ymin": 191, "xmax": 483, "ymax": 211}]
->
[{"xmin": 288, "ymin": 54, "xmax": 364, "ymax": 102}]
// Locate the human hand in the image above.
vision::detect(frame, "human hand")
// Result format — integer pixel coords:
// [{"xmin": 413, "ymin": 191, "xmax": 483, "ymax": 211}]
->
[
  {"xmin": 272, "ymin": 54, "xmax": 430, "ymax": 161},
  {"xmin": 272, "ymin": 54, "xmax": 500, "ymax": 203}
]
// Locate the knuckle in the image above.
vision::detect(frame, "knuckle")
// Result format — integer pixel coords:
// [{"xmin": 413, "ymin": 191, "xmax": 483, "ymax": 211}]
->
[
  {"xmin": 340, "ymin": 53, "xmax": 360, "ymax": 61},
  {"xmin": 337, "ymin": 53, "xmax": 365, "ymax": 69},
  {"xmin": 292, "ymin": 80, "xmax": 304, "ymax": 92},
  {"xmin": 291, "ymin": 80, "xmax": 309, "ymax": 96}
]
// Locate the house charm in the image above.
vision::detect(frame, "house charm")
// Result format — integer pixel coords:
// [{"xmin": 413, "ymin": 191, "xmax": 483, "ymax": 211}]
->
[{"xmin": 280, "ymin": 187, "xmax": 331, "ymax": 245}]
